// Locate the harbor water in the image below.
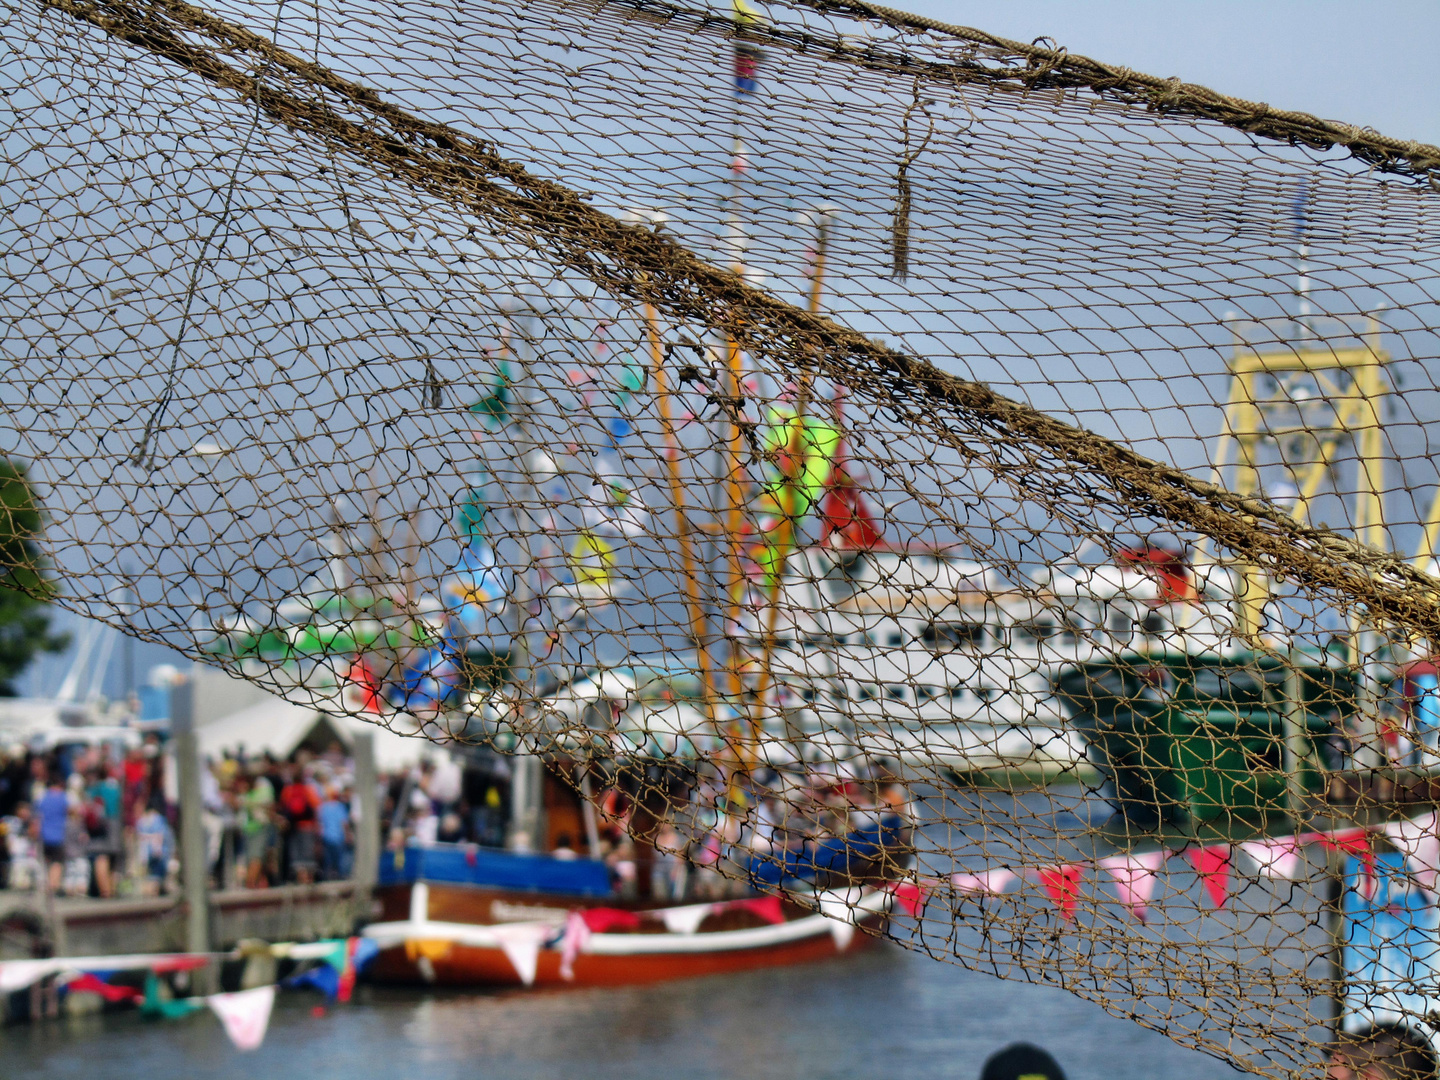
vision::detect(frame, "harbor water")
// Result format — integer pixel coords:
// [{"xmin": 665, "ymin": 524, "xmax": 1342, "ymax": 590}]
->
[{"xmin": 4, "ymin": 941, "xmax": 1239, "ymax": 1079}]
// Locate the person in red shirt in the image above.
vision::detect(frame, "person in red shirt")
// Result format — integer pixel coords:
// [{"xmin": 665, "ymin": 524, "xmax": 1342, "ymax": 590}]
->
[{"xmin": 278, "ymin": 766, "xmax": 320, "ymax": 884}]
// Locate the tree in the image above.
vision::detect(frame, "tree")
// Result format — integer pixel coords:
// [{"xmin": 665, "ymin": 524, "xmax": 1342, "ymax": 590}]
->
[{"xmin": 0, "ymin": 460, "xmax": 69, "ymax": 696}]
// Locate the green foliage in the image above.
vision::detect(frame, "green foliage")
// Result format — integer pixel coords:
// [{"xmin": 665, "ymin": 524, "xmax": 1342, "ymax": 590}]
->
[{"xmin": 0, "ymin": 460, "xmax": 68, "ymax": 696}]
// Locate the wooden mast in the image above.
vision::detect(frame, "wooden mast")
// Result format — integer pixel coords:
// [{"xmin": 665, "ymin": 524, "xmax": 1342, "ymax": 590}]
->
[
  {"xmin": 750, "ymin": 210, "xmax": 832, "ymax": 742},
  {"xmin": 643, "ymin": 290, "xmax": 723, "ymax": 730}
]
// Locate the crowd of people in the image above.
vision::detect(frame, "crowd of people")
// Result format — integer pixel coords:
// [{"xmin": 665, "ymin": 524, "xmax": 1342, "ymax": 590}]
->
[
  {"xmin": 0, "ymin": 737, "xmax": 508, "ymax": 899},
  {"xmin": 583, "ymin": 758, "xmax": 917, "ymax": 901},
  {"xmin": 0, "ymin": 728, "xmax": 913, "ymax": 906}
]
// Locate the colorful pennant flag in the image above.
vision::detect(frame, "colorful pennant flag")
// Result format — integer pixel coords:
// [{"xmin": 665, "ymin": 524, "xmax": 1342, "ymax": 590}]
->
[
  {"xmin": 566, "ymin": 527, "xmax": 617, "ymax": 600},
  {"xmin": 1238, "ymin": 836, "xmax": 1305, "ymax": 880},
  {"xmin": 559, "ymin": 910, "xmax": 590, "ymax": 981},
  {"xmin": 1381, "ymin": 813, "xmax": 1440, "ymax": 897},
  {"xmin": 1097, "ymin": 851, "xmax": 1165, "ymax": 924},
  {"xmin": 888, "ymin": 879, "xmax": 929, "ymax": 918},
  {"xmin": 1189, "ymin": 845, "xmax": 1232, "ymax": 909},
  {"xmin": 732, "ymin": 0, "xmax": 764, "ymax": 96},
  {"xmin": 468, "ymin": 359, "xmax": 512, "ymax": 427},
  {"xmin": 491, "ymin": 923, "xmax": 552, "ymax": 987},
  {"xmin": 141, "ymin": 972, "xmax": 206, "ymax": 1020},
  {"xmin": 758, "ymin": 405, "xmax": 842, "ymax": 525},
  {"xmin": 455, "ymin": 483, "xmax": 489, "ymax": 544},
  {"xmin": 64, "ymin": 972, "xmax": 144, "ymax": 1003},
  {"xmin": 1309, "ymin": 826, "xmax": 1378, "ymax": 896},
  {"xmin": 952, "ymin": 868, "xmax": 1017, "ymax": 896},
  {"xmin": 440, "ymin": 540, "xmax": 509, "ymax": 634},
  {"xmin": 1035, "ymin": 864, "xmax": 1086, "ymax": 921},
  {"xmin": 207, "ymin": 985, "xmax": 276, "ymax": 1052}
]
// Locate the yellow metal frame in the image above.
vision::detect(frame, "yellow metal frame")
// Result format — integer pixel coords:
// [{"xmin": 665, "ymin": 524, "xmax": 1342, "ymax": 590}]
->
[{"xmin": 1216, "ymin": 320, "xmax": 1389, "ymax": 638}]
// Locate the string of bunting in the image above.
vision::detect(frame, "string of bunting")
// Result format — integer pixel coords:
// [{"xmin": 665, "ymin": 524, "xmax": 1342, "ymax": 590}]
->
[
  {"xmin": 897, "ymin": 816, "xmax": 1440, "ymax": 924},
  {"xmin": 0, "ymin": 936, "xmax": 380, "ymax": 1051}
]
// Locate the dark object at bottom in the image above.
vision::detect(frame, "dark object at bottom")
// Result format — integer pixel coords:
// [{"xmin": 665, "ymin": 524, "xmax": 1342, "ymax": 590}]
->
[{"xmin": 980, "ymin": 1042, "xmax": 1067, "ymax": 1080}]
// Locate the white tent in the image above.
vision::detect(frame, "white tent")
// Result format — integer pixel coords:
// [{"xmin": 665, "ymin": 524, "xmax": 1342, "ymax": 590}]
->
[{"xmin": 195, "ymin": 695, "xmax": 436, "ymax": 773}]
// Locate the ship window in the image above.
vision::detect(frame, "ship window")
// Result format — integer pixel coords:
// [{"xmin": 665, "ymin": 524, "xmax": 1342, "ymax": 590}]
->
[
  {"xmin": 801, "ymin": 688, "xmax": 818, "ymax": 703},
  {"xmin": 921, "ymin": 622, "xmax": 983, "ymax": 651},
  {"xmin": 1140, "ymin": 612, "xmax": 1166, "ymax": 635},
  {"xmin": 975, "ymin": 687, "xmax": 996, "ymax": 702},
  {"xmin": 886, "ymin": 632, "xmax": 904, "ymax": 646},
  {"xmin": 1014, "ymin": 621, "xmax": 1058, "ymax": 642},
  {"xmin": 1190, "ymin": 667, "xmax": 1269, "ymax": 706},
  {"xmin": 949, "ymin": 685, "xmax": 966, "ymax": 699},
  {"xmin": 859, "ymin": 684, "xmax": 879, "ymax": 701},
  {"xmin": 916, "ymin": 685, "xmax": 939, "ymax": 702},
  {"xmin": 886, "ymin": 685, "xmax": 907, "ymax": 701}
]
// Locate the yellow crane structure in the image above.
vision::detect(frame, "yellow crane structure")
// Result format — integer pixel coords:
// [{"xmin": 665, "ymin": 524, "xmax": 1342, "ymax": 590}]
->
[{"xmin": 1213, "ymin": 317, "xmax": 1390, "ymax": 641}]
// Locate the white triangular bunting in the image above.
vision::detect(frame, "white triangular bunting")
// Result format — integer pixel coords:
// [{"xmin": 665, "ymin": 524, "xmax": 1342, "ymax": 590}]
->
[
  {"xmin": 660, "ymin": 904, "xmax": 714, "ymax": 936},
  {"xmin": 207, "ymin": 985, "xmax": 276, "ymax": 1052},
  {"xmin": 492, "ymin": 924, "xmax": 550, "ymax": 986},
  {"xmin": 1238, "ymin": 837, "xmax": 1305, "ymax": 880},
  {"xmin": 1097, "ymin": 851, "xmax": 1165, "ymax": 923},
  {"xmin": 1383, "ymin": 813, "xmax": 1440, "ymax": 896},
  {"xmin": 818, "ymin": 888, "xmax": 860, "ymax": 951}
]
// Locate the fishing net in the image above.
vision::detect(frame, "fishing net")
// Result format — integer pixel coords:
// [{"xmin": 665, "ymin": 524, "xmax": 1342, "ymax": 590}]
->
[{"xmin": 8, "ymin": 0, "xmax": 1440, "ymax": 1071}]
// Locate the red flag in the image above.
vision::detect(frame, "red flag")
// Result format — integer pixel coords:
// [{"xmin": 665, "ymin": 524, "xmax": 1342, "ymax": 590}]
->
[
  {"xmin": 1310, "ymin": 826, "xmax": 1377, "ymax": 898},
  {"xmin": 1189, "ymin": 846, "xmax": 1231, "ymax": 909},
  {"xmin": 724, "ymin": 895, "xmax": 786, "ymax": 925},
  {"xmin": 65, "ymin": 973, "xmax": 143, "ymax": 1003},
  {"xmin": 1036, "ymin": 865, "xmax": 1086, "ymax": 921},
  {"xmin": 1310, "ymin": 827, "xmax": 1376, "ymax": 874},
  {"xmin": 580, "ymin": 907, "xmax": 644, "ymax": 933},
  {"xmin": 889, "ymin": 880, "xmax": 929, "ymax": 917}
]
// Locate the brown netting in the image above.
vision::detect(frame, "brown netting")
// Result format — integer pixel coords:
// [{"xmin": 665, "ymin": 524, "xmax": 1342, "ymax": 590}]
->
[{"xmin": 8, "ymin": 0, "xmax": 1440, "ymax": 1073}]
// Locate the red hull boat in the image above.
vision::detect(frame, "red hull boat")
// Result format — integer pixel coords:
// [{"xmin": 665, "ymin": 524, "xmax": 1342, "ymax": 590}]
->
[{"xmin": 363, "ymin": 880, "xmax": 895, "ymax": 988}]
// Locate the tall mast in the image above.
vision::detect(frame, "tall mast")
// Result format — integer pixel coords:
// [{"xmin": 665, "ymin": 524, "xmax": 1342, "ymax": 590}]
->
[
  {"xmin": 751, "ymin": 208, "xmax": 833, "ymax": 735},
  {"xmin": 638, "ymin": 241, "xmax": 722, "ymax": 732},
  {"xmin": 719, "ymin": 0, "xmax": 763, "ymax": 770}
]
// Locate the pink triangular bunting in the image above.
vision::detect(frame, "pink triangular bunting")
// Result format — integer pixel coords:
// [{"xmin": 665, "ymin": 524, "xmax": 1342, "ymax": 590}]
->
[
  {"xmin": 1097, "ymin": 851, "xmax": 1166, "ymax": 923},
  {"xmin": 951, "ymin": 869, "xmax": 1017, "ymax": 896},
  {"xmin": 1189, "ymin": 845, "xmax": 1232, "ymax": 909},
  {"xmin": 207, "ymin": 985, "xmax": 276, "ymax": 1052}
]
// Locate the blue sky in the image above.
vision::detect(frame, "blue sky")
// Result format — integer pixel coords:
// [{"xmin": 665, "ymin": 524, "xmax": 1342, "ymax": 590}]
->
[
  {"xmin": 14, "ymin": 0, "xmax": 1439, "ymax": 701},
  {"xmin": 897, "ymin": 1, "xmax": 1439, "ymax": 146}
]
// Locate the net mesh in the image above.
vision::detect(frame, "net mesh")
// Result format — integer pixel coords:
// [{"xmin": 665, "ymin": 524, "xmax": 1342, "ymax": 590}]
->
[{"xmin": 7, "ymin": 0, "xmax": 1440, "ymax": 1072}]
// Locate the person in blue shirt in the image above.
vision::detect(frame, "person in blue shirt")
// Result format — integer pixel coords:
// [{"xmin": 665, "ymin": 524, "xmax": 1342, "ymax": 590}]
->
[
  {"xmin": 33, "ymin": 776, "xmax": 69, "ymax": 894},
  {"xmin": 317, "ymin": 783, "xmax": 352, "ymax": 881},
  {"xmin": 134, "ymin": 801, "xmax": 174, "ymax": 896}
]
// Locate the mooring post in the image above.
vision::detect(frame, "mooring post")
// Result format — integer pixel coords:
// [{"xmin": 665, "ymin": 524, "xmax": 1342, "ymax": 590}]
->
[
  {"xmin": 171, "ymin": 676, "xmax": 214, "ymax": 991},
  {"xmin": 352, "ymin": 729, "xmax": 380, "ymax": 906},
  {"xmin": 1282, "ymin": 660, "xmax": 1312, "ymax": 828}
]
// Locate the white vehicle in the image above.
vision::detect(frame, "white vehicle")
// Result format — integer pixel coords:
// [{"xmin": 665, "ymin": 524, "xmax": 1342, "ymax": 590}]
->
[{"xmin": 737, "ymin": 543, "xmax": 1247, "ymax": 777}]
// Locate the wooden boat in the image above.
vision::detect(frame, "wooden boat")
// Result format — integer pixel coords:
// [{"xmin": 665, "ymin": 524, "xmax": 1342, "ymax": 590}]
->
[{"xmin": 362, "ymin": 878, "xmax": 895, "ymax": 988}]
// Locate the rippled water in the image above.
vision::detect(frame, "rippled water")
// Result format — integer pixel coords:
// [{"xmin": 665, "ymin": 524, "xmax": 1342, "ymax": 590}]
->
[{"xmin": 4, "ymin": 943, "xmax": 1243, "ymax": 1080}]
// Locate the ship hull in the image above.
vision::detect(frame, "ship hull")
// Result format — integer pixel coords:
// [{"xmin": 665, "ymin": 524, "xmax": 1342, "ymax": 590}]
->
[
  {"xmin": 368, "ymin": 921, "xmax": 875, "ymax": 988},
  {"xmin": 364, "ymin": 881, "xmax": 893, "ymax": 988}
]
